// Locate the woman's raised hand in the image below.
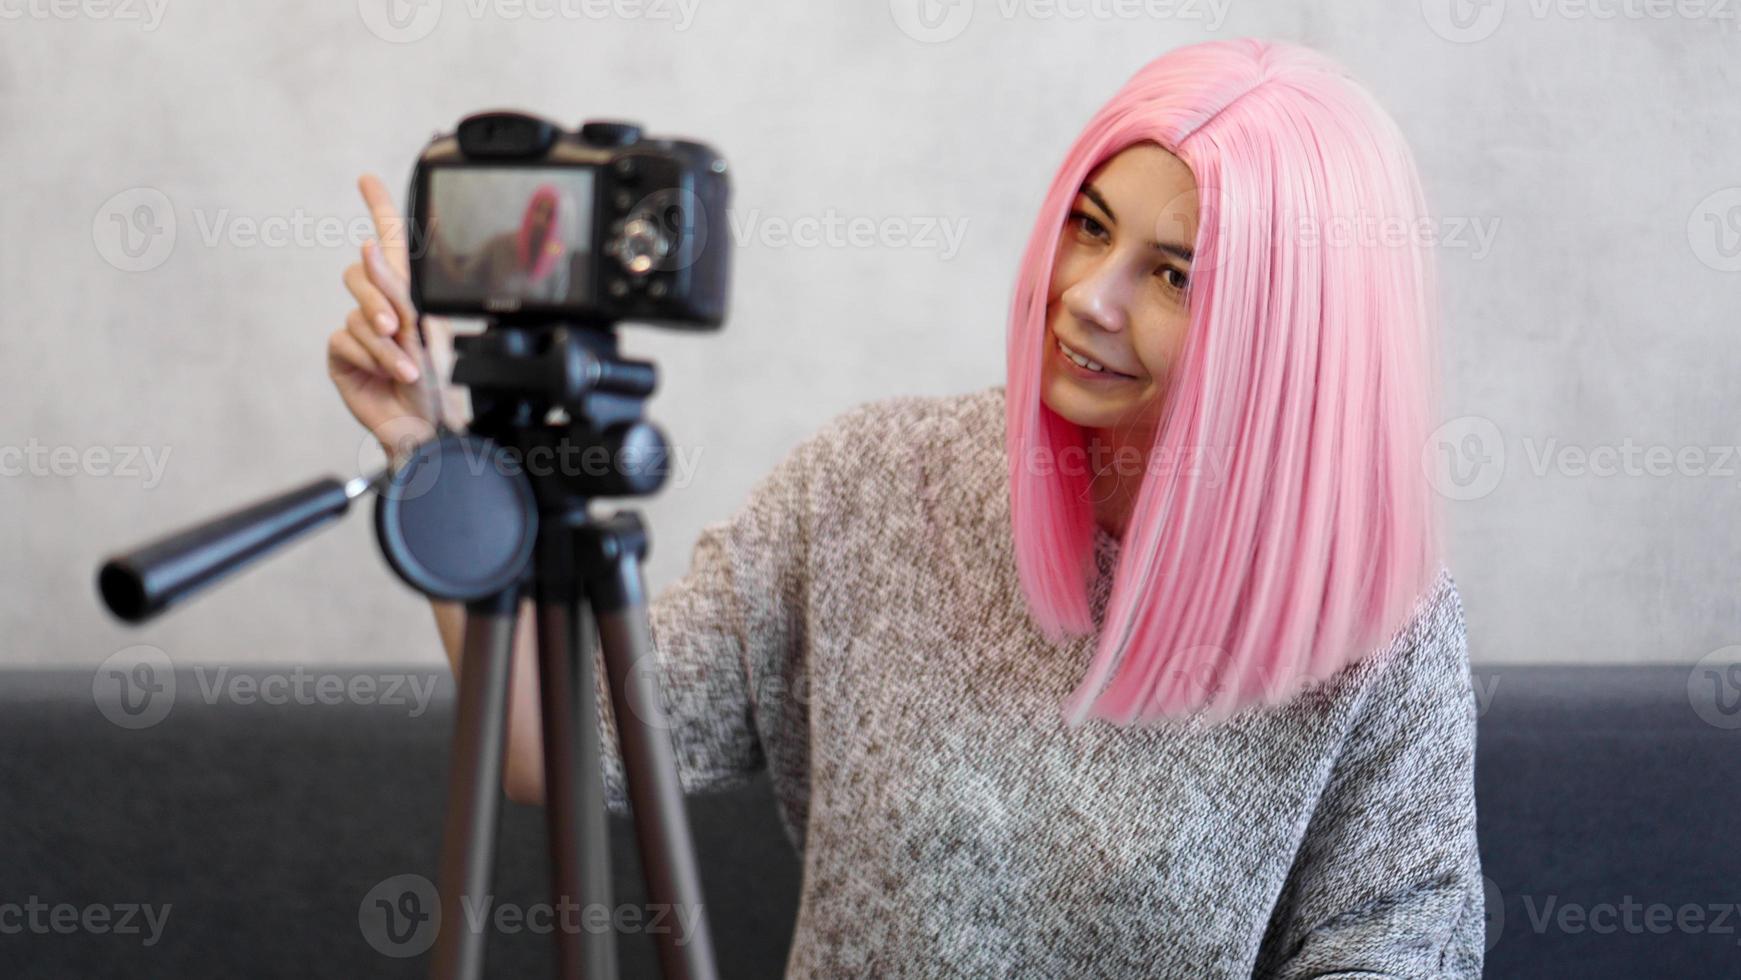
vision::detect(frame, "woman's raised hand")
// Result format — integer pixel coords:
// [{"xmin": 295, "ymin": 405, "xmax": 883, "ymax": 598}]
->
[{"xmin": 326, "ymin": 173, "xmax": 462, "ymax": 456}]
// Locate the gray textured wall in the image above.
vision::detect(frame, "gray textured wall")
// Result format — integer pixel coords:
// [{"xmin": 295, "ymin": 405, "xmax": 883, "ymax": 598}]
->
[{"xmin": 7, "ymin": 1, "xmax": 1738, "ymax": 675}]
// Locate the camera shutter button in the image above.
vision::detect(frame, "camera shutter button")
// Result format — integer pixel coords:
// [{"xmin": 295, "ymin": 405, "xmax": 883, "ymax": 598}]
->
[{"xmin": 579, "ymin": 121, "xmax": 642, "ymax": 146}]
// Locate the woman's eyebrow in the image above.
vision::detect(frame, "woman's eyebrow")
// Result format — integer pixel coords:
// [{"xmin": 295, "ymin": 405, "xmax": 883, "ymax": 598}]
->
[
  {"xmin": 1155, "ymin": 240, "xmax": 1194, "ymax": 264},
  {"xmin": 1080, "ymin": 182, "xmax": 1194, "ymax": 264},
  {"xmin": 1081, "ymin": 184, "xmax": 1117, "ymax": 223}
]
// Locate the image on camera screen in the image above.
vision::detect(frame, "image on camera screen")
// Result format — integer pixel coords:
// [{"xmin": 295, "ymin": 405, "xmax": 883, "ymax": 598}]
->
[{"xmin": 421, "ymin": 168, "xmax": 595, "ymax": 310}]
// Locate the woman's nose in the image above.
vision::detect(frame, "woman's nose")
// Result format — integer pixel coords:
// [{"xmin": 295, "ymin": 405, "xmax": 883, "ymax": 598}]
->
[{"xmin": 1061, "ymin": 262, "xmax": 1130, "ymax": 335}]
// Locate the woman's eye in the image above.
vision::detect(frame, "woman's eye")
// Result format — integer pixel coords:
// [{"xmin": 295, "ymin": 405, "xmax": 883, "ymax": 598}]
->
[
  {"xmin": 1157, "ymin": 266, "xmax": 1189, "ymax": 292},
  {"xmin": 1068, "ymin": 210, "xmax": 1108, "ymax": 241}
]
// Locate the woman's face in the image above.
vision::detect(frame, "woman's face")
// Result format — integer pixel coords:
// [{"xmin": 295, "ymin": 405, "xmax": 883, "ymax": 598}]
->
[
  {"xmin": 529, "ymin": 196, "xmax": 555, "ymax": 241},
  {"xmin": 1041, "ymin": 142, "xmax": 1198, "ymax": 436}
]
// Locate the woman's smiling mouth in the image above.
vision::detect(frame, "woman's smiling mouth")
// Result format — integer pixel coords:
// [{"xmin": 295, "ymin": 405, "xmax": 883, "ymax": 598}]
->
[{"xmin": 1054, "ymin": 332, "xmax": 1138, "ymax": 381}]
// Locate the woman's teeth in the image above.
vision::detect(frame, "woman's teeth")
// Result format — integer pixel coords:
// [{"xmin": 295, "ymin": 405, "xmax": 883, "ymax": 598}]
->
[{"xmin": 1059, "ymin": 338, "xmax": 1119, "ymax": 376}]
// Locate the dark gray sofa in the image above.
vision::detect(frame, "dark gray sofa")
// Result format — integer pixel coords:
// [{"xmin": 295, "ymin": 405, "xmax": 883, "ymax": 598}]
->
[{"xmin": 2, "ymin": 664, "xmax": 1735, "ymax": 978}]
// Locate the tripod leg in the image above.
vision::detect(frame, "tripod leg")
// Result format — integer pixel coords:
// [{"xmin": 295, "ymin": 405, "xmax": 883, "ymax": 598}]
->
[
  {"xmin": 535, "ymin": 526, "xmax": 618, "ymax": 980},
  {"xmin": 585, "ymin": 517, "xmax": 720, "ymax": 980},
  {"xmin": 430, "ymin": 589, "xmax": 518, "ymax": 980}
]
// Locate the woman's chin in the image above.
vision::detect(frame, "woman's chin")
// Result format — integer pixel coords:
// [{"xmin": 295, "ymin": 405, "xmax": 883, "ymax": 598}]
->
[{"xmin": 1042, "ymin": 371, "xmax": 1137, "ymax": 428}]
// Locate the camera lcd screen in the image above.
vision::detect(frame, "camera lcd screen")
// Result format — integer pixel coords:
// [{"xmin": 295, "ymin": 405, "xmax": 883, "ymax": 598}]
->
[{"xmin": 420, "ymin": 168, "xmax": 595, "ymax": 311}]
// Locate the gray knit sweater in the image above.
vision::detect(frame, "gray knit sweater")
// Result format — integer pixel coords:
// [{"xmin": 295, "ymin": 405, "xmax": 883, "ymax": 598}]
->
[{"xmin": 593, "ymin": 384, "xmax": 1485, "ymax": 978}]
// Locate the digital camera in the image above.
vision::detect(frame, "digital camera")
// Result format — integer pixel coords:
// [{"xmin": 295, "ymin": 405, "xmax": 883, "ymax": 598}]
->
[{"xmin": 407, "ymin": 111, "xmax": 730, "ymax": 327}]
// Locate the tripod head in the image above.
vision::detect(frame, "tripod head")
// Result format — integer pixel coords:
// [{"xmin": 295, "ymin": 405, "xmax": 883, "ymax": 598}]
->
[
  {"xmin": 95, "ymin": 316, "xmax": 675, "ymax": 621},
  {"xmin": 371, "ymin": 319, "xmax": 672, "ymax": 604}
]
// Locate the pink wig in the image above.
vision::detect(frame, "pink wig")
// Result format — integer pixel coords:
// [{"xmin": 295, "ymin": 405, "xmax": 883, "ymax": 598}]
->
[
  {"xmin": 516, "ymin": 183, "xmax": 566, "ymax": 284},
  {"xmin": 1006, "ymin": 38, "xmax": 1444, "ymax": 728}
]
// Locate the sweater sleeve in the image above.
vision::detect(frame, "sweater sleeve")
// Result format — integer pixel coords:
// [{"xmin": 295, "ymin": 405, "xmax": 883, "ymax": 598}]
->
[
  {"xmin": 587, "ymin": 406, "xmax": 843, "ymax": 820},
  {"xmin": 1254, "ymin": 567, "xmax": 1486, "ymax": 978}
]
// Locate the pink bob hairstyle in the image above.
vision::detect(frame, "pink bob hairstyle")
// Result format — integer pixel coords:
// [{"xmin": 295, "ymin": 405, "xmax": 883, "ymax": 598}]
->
[
  {"xmin": 516, "ymin": 183, "xmax": 568, "ymax": 285},
  {"xmin": 1006, "ymin": 37, "xmax": 1444, "ymax": 728}
]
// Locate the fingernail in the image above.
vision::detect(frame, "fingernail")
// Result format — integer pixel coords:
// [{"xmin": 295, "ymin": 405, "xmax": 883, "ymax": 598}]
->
[
  {"xmin": 397, "ymin": 358, "xmax": 420, "ymax": 383},
  {"xmin": 376, "ymin": 312, "xmax": 397, "ymax": 335}
]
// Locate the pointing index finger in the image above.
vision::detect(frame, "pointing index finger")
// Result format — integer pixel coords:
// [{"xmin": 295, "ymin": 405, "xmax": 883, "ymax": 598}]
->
[{"xmin": 358, "ymin": 173, "xmax": 410, "ymax": 278}]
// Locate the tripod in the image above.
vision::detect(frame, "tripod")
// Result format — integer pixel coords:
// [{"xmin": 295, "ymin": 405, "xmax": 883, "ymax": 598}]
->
[
  {"xmin": 392, "ymin": 321, "xmax": 720, "ymax": 980},
  {"xmin": 95, "ymin": 318, "xmax": 716, "ymax": 978}
]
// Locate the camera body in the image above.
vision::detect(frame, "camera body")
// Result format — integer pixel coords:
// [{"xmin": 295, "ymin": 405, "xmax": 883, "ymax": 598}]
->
[{"xmin": 407, "ymin": 111, "xmax": 730, "ymax": 328}]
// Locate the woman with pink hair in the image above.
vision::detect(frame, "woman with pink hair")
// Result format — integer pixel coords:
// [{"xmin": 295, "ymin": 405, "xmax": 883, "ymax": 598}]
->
[
  {"xmin": 1007, "ymin": 39, "xmax": 1445, "ymax": 729},
  {"xmin": 332, "ymin": 35, "xmax": 1482, "ymax": 979}
]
